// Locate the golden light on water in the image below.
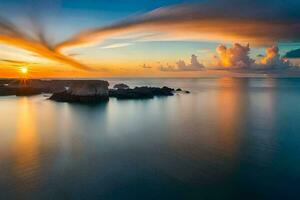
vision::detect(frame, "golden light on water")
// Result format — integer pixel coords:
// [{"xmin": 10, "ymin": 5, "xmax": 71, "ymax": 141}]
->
[{"xmin": 13, "ymin": 98, "xmax": 40, "ymax": 195}]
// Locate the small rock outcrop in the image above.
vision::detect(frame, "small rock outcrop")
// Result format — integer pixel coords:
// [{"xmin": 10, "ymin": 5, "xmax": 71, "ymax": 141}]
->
[
  {"xmin": 113, "ymin": 83, "xmax": 130, "ymax": 90},
  {"xmin": 50, "ymin": 80, "xmax": 109, "ymax": 103},
  {"xmin": 175, "ymin": 88, "xmax": 190, "ymax": 93}
]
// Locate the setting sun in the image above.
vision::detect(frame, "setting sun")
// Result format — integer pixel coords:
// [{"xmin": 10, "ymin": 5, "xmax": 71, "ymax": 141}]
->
[{"xmin": 20, "ymin": 66, "xmax": 28, "ymax": 74}]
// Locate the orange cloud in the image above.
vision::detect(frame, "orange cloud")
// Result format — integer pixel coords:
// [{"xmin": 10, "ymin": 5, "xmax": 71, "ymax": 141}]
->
[
  {"xmin": 212, "ymin": 43, "xmax": 293, "ymax": 70},
  {"xmin": 0, "ymin": 35, "xmax": 93, "ymax": 71},
  {"xmin": 215, "ymin": 43, "xmax": 254, "ymax": 68},
  {"xmin": 0, "ymin": 16, "xmax": 93, "ymax": 71},
  {"xmin": 259, "ymin": 45, "xmax": 290, "ymax": 69}
]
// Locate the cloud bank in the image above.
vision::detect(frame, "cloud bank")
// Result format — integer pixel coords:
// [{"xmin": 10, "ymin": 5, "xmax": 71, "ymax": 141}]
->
[
  {"xmin": 160, "ymin": 43, "xmax": 296, "ymax": 72},
  {"xmin": 214, "ymin": 43, "xmax": 292, "ymax": 70}
]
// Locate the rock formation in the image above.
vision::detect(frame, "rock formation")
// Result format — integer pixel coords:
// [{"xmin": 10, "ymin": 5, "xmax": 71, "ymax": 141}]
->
[
  {"xmin": 50, "ymin": 80, "xmax": 109, "ymax": 103},
  {"xmin": 113, "ymin": 83, "xmax": 130, "ymax": 90},
  {"xmin": 0, "ymin": 79, "xmax": 189, "ymax": 102}
]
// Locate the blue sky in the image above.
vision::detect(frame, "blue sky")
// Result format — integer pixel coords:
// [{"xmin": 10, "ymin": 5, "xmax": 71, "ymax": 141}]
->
[{"xmin": 0, "ymin": 0, "xmax": 300, "ymax": 77}]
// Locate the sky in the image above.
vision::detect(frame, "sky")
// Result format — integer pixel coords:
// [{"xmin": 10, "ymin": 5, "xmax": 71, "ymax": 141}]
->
[{"xmin": 0, "ymin": 0, "xmax": 300, "ymax": 78}]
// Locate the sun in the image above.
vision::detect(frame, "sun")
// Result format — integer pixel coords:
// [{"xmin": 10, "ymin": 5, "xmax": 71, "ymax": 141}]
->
[{"xmin": 20, "ymin": 66, "xmax": 28, "ymax": 74}]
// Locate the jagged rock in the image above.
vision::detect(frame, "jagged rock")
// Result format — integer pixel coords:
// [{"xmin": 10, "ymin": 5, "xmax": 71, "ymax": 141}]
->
[{"xmin": 113, "ymin": 83, "xmax": 130, "ymax": 90}]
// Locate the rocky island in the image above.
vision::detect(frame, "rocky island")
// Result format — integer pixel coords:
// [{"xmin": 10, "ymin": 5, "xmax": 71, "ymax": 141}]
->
[
  {"xmin": 49, "ymin": 80, "xmax": 109, "ymax": 103},
  {"xmin": 0, "ymin": 79, "xmax": 189, "ymax": 103}
]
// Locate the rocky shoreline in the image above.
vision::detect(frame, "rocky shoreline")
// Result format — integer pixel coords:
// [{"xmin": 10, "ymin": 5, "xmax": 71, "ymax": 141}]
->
[{"xmin": 0, "ymin": 79, "xmax": 190, "ymax": 103}]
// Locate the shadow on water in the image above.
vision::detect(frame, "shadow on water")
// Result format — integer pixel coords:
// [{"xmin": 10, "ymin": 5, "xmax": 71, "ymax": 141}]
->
[{"xmin": 67, "ymin": 101, "xmax": 109, "ymax": 108}]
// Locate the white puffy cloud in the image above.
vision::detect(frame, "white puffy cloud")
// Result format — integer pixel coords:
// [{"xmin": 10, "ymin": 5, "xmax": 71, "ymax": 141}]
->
[{"xmin": 160, "ymin": 54, "xmax": 204, "ymax": 71}]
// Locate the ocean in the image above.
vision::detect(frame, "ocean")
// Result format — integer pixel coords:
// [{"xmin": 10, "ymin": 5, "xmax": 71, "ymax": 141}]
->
[{"xmin": 0, "ymin": 78, "xmax": 300, "ymax": 199}]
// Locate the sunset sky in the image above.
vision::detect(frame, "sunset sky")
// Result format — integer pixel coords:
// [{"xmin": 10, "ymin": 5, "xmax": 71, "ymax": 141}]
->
[{"xmin": 0, "ymin": 0, "xmax": 300, "ymax": 78}]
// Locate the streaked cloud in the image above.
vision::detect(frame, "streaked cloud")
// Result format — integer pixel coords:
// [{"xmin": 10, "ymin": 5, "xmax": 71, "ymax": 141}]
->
[
  {"xmin": 101, "ymin": 43, "xmax": 132, "ymax": 49},
  {"xmin": 56, "ymin": 0, "xmax": 300, "ymax": 51},
  {"xmin": 0, "ymin": 16, "xmax": 93, "ymax": 71}
]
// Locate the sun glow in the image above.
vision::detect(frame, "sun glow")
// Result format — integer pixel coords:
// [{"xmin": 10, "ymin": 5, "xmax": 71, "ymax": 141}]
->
[{"xmin": 20, "ymin": 66, "xmax": 28, "ymax": 74}]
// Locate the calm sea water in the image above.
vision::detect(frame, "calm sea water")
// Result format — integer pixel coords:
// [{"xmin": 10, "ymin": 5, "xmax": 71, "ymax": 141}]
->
[{"xmin": 1, "ymin": 78, "xmax": 300, "ymax": 200}]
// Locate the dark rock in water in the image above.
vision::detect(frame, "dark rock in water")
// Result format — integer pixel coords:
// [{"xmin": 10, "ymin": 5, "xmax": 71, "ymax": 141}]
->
[
  {"xmin": 50, "ymin": 80, "xmax": 109, "ymax": 103},
  {"xmin": 176, "ymin": 88, "xmax": 182, "ymax": 91},
  {"xmin": 109, "ymin": 86, "xmax": 174, "ymax": 99},
  {"xmin": 153, "ymin": 86, "xmax": 174, "ymax": 95},
  {"xmin": 109, "ymin": 88, "xmax": 152, "ymax": 99},
  {"xmin": 185, "ymin": 90, "xmax": 191, "ymax": 94},
  {"xmin": 113, "ymin": 83, "xmax": 129, "ymax": 90},
  {"xmin": 50, "ymin": 91, "xmax": 109, "ymax": 103}
]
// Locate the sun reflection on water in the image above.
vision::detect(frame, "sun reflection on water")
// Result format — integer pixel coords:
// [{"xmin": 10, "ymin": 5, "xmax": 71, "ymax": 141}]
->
[
  {"xmin": 13, "ymin": 97, "xmax": 40, "ymax": 197},
  {"xmin": 217, "ymin": 78, "xmax": 244, "ymax": 159}
]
